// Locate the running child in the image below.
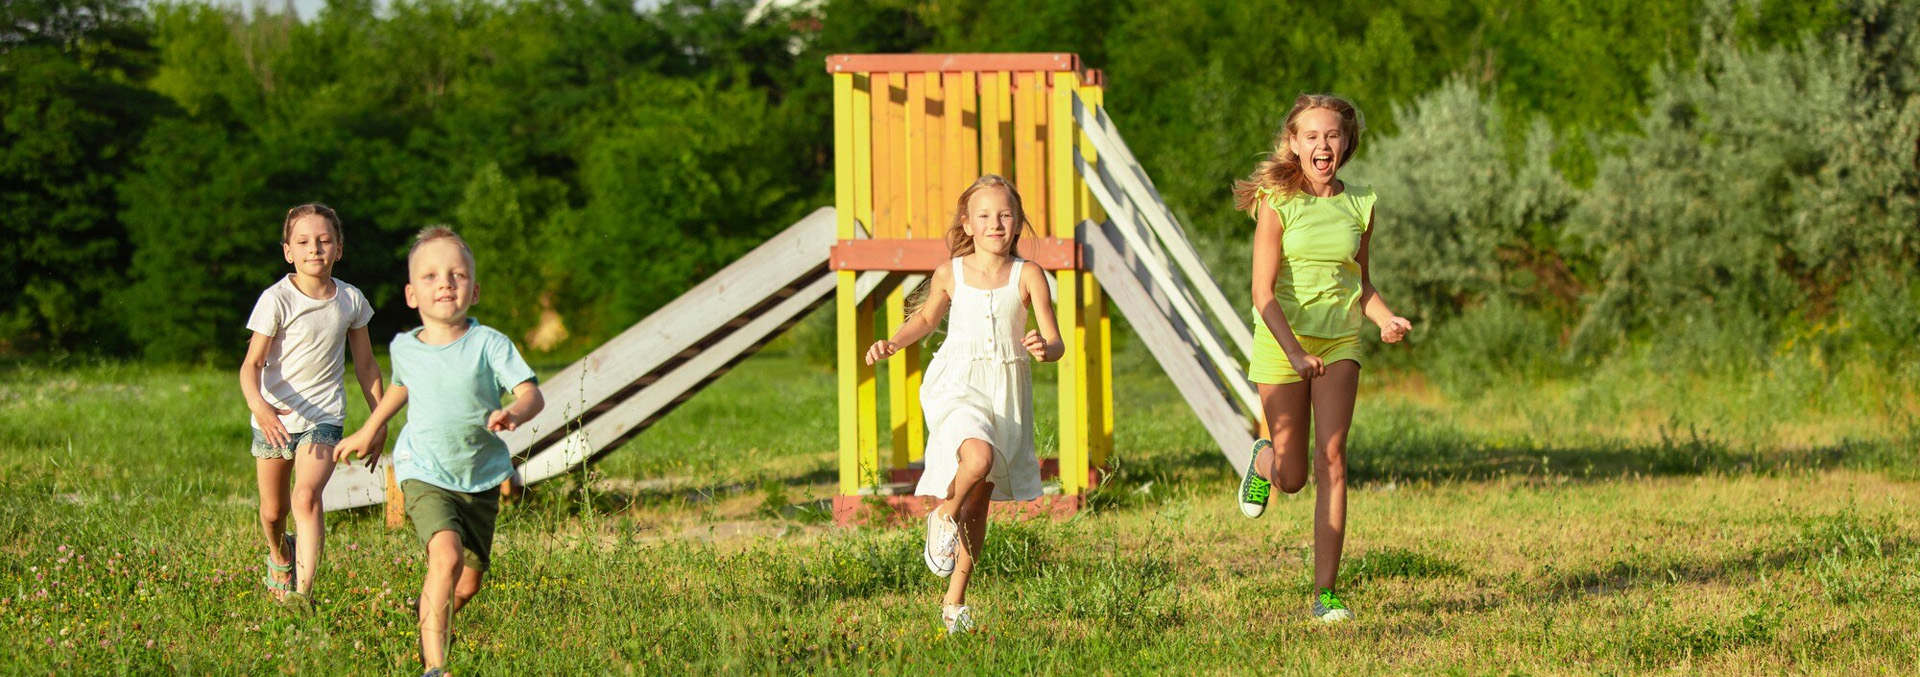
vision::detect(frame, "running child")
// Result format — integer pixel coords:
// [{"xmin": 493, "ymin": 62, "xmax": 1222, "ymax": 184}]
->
[
  {"xmin": 1232, "ymin": 94, "xmax": 1412, "ymax": 623},
  {"xmin": 333, "ymin": 226, "xmax": 544, "ymax": 675},
  {"xmin": 239, "ymin": 202, "xmax": 386, "ymax": 609},
  {"xmin": 866, "ymin": 175, "xmax": 1064, "ymax": 634}
]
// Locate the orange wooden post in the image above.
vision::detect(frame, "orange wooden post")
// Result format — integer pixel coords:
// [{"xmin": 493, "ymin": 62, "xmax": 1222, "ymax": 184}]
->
[{"xmin": 384, "ymin": 464, "xmax": 405, "ymax": 529}]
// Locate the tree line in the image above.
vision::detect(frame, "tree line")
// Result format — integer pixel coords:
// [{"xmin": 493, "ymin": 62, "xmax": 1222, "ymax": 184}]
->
[{"xmin": 3, "ymin": 0, "xmax": 1913, "ymax": 377}]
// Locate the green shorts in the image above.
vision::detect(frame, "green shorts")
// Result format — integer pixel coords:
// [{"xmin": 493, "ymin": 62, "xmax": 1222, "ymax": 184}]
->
[
  {"xmin": 1249, "ymin": 322, "xmax": 1363, "ymax": 385},
  {"xmin": 402, "ymin": 479, "xmax": 500, "ymax": 573}
]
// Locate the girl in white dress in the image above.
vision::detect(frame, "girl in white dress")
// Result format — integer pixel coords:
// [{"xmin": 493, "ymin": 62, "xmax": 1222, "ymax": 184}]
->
[{"xmin": 866, "ymin": 175, "xmax": 1064, "ymax": 634}]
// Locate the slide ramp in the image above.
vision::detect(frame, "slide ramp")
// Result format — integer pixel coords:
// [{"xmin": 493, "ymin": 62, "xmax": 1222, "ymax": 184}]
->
[{"xmin": 326, "ymin": 207, "xmax": 888, "ymax": 510}]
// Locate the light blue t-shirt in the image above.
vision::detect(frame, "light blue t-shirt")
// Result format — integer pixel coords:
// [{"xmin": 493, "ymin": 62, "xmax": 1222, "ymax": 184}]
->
[{"xmin": 391, "ymin": 319, "xmax": 538, "ymax": 493}]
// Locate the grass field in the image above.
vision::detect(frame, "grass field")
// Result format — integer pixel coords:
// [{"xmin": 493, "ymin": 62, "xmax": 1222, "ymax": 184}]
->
[{"xmin": 3, "ymin": 329, "xmax": 1918, "ymax": 674}]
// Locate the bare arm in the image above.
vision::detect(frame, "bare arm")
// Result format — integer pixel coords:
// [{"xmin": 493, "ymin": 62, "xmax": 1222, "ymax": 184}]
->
[
  {"xmin": 1021, "ymin": 264, "xmax": 1065, "ymax": 363},
  {"xmin": 487, "ymin": 381, "xmax": 545, "ymax": 432},
  {"xmin": 239, "ymin": 331, "xmax": 293, "ymax": 449},
  {"xmin": 1355, "ymin": 215, "xmax": 1412, "ymax": 343},
  {"xmin": 866, "ymin": 263, "xmax": 955, "ymax": 364},
  {"xmin": 335, "ymin": 385, "xmax": 408, "ymax": 464},
  {"xmin": 1250, "ymin": 202, "xmax": 1315, "ymax": 362},
  {"xmin": 347, "ymin": 326, "xmax": 385, "ymax": 411}
]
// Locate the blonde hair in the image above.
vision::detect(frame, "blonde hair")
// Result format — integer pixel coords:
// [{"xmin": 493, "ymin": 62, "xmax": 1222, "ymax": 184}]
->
[
  {"xmin": 945, "ymin": 174, "xmax": 1032, "ymax": 257},
  {"xmin": 408, "ymin": 225, "xmax": 475, "ymax": 270},
  {"xmin": 902, "ymin": 175, "xmax": 1035, "ymax": 323},
  {"xmin": 282, "ymin": 203, "xmax": 342, "ymax": 243},
  {"xmin": 1231, "ymin": 94, "xmax": 1365, "ymax": 213}
]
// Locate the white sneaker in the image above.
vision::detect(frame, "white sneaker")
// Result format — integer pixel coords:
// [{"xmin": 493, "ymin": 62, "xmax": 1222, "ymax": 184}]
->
[
  {"xmin": 942, "ymin": 604, "xmax": 975, "ymax": 634},
  {"xmin": 924, "ymin": 510, "xmax": 959, "ymax": 576}
]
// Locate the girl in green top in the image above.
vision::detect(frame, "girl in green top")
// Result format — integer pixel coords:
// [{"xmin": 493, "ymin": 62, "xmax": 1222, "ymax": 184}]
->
[{"xmin": 1232, "ymin": 94, "xmax": 1412, "ymax": 623}]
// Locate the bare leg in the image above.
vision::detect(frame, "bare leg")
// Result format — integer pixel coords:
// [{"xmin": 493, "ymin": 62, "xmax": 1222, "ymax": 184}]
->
[
  {"xmin": 943, "ymin": 481, "xmax": 994, "ymax": 607},
  {"xmin": 255, "ymin": 457, "xmax": 294, "ymax": 596},
  {"xmin": 1257, "ymin": 382, "xmax": 1314, "ymax": 494},
  {"xmin": 452, "ymin": 567, "xmax": 486, "ymax": 614},
  {"xmin": 290, "ymin": 442, "xmax": 338, "ymax": 594},
  {"xmin": 1308, "ymin": 361, "xmax": 1360, "ymax": 591},
  {"xmin": 419, "ymin": 531, "xmax": 464, "ymax": 670},
  {"xmin": 939, "ymin": 438, "xmax": 994, "ymax": 519}
]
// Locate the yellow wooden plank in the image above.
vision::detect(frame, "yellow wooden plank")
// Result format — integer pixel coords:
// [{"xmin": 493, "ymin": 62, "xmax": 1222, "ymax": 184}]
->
[
  {"xmin": 834, "ymin": 73, "xmax": 854, "ymax": 240},
  {"xmin": 904, "ymin": 337, "xmax": 925, "ymax": 462},
  {"xmin": 1049, "ymin": 71, "xmax": 1075, "ymax": 243},
  {"xmin": 1055, "ymin": 269, "xmax": 1084, "ymax": 494},
  {"xmin": 837, "ymin": 272, "xmax": 863, "ymax": 494},
  {"xmin": 923, "ymin": 72, "xmax": 945, "ymax": 239},
  {"xmin": 981, "ymin": 72, "xmax": 1008, "ymax": 177},
  {"xmin": 857, "ymin": 292, "xmax": 878, "ymax": 488},
  {"xmin": 852, "ymin": 74, "xmax": 873, "ymax": 238},
  {"xmin": 1085, "ymin": 275, "xmax": 1109, "ymax": 470},
  {"xmin": 906, "ymin": 72, "xmax": 926, "ymax": 239},
  {"xmin": 1013, "ymin": 71, "xmax": 1038, "ymax": 234},
  {"xmin": 887, "ymin": 285, "xmax": 911, "ymax": 468},
  {"xmin": 958, "ymin": 71, "xmax": 979, "ymax": 184}
]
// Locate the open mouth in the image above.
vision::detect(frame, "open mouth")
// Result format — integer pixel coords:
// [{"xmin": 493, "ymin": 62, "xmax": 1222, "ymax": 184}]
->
[{"xmin": 1312, "ymin": 154, "xmax": 1333, "ymax": 173}]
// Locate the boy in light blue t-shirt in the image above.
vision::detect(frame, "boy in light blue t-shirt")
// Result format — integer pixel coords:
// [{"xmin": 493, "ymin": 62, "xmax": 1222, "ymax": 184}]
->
[{"xmin": 336, "ymin": 226, "xmax": 543, "ymax": 677}]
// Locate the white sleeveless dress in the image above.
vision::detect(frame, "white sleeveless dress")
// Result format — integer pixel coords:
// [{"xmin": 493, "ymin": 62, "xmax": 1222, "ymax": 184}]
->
[{"xmin": 914, "ymin": 257, "xmax": 1043, "ymax": 502}]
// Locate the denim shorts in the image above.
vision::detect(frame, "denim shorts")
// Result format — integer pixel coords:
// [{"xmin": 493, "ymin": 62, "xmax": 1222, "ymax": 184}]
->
[{"xmin": 250, "ymin": 423, "xmax": 344, "ymax": 460}]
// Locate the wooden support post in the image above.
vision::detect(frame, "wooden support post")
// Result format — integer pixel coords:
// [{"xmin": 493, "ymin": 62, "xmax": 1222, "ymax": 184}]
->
[
  {"xmin": 384, "ymin": 464, "xmax": 405, "ymax": 529},
  {"xmin": 886, "ymin": 285, "xmax": 925, "ymax": 468},
  {"xmin": 838, "ymin": 273, "xmax": 880, "ymax": 494}
]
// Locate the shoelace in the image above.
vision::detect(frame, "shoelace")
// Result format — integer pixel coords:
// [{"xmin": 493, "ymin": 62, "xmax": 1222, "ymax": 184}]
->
[
  {"xmin": 1318, "ymin": 589, "xmax": 1347, "ymax": 611},
  {"xmin": 1244, "ymin": 474, "xmax": 1271, "ymax": 503}
]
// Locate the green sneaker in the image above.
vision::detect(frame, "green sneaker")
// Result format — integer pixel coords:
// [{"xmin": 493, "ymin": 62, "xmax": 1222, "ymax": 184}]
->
[
  {"xmin": 1237, "ymin": 439, "xmax": 1274, "ymax": 518},
  {"xmin": 1312, "ymin": 588, "xmax": 1354, "ymax": 623}
]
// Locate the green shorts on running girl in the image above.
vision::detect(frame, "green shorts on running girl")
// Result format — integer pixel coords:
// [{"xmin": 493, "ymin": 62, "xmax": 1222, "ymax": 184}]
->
[{"xmin": 1249, "ymin": 315, "xmax": 1362, "ymax": 385}]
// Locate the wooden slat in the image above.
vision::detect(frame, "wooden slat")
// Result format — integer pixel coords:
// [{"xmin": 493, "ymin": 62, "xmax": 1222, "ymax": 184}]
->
[
  {"xmin": 956, "ymin": 71, "xmax": 979, "ymax": 187},
  {"xmin": 1055, "ymin": 268, "xmax": 1083, "ymax": 494},
  {"xmin": 519, "ymin": 270, "xmax": 892, "ymax": 483},
  {"xmin": 1084, "ymin": 220, "xmax": 1257, "ymax": 473},
  {"xmin": 830, "ymin": 238, "xmax": 1081, "ymax": 271},
  {"xmin": 981, "ymin": 72, "xmax": 1009, "ymax": 177},
  {"xmin": 853, "ymin": 74, "xmax": 873, "ymax": 239},
  {"xmin": 886, "ymin": 73, "xmax": 908, "ymax": 239},
  {"xmin": 495, "ymin": 208, "xmax": 838, "ymax": 456},
  {"xmin": 826, "ymin": 53, "xmax": 1079, "ymax": 75},
  {"xmin": 906, "ymin": 72, "xmax": 925, "ymax": 239},
  {"xmin": 1013, "ymin": 70, "xmax": 1040, "ymax": 234},
  {"xmin": 870, "ymin": 73, "xmax": 895, "ymax": 239},
  {"xmin": 835, "ymin": 73, "xmax": 855, "ymax": 240},
  {"xmin": 922, "ymin": 73, "xmax": 945, "ymax": 240}
]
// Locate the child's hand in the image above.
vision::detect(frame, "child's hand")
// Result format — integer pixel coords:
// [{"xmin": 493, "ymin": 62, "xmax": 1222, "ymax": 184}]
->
[
  {"xmin": 865, "ymin": 340, "xmax": 899, "ymax": 365},
  {"xmin": 1022, "ymin": 330, "xmax": 1049, "ymax": 360},
  {"xmin": 1379, "ymin": 316, "xmax": 1412, "ymax": 343},
  {"xmin": 250, "ymin": 402, "xmax": 294, "ymax": 449},
  {"xmin": 357, "ymin": 426, "xmax": 387, "ymax": 470},
  {"xmin": 486, "ymin": 409, "xmax": 521, "ymax": 432},
  {"xmin": 1287, "ymin": 350, "xmax": 1326, "ymax": 380},
  {"xmin": 333, "ymin": 430, "xmax": 374, "ymax": 466}
]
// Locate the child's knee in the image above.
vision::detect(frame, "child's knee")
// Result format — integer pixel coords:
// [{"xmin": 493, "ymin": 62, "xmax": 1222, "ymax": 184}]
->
[
  {"xmin": 292, "ymin": 484, "xmax": 324, "ymax": 511},
  {"xmin": 426, "ymin": 533, "xmax": 464, "ymax": 572},
  {"xmin": 1276, "ymin": 471, "xmax": 1309, "ymax": 495}
]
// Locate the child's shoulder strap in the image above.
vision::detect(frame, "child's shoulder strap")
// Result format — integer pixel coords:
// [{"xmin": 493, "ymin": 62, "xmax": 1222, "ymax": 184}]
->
[{"xmin": 950, "ymin": 257, "xmax": 965, "ymax": 287}]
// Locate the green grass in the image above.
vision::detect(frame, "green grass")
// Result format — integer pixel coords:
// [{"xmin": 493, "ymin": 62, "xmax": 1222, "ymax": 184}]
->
[{"xmin": 3, "ymin": 332, "xmax": 1919, "ymax": 674}]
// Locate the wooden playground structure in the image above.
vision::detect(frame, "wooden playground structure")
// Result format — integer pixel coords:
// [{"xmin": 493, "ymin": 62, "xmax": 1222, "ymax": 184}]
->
[{"xmin": 323, "ymin": 53, "xmax": 1261, "ymax": 528}]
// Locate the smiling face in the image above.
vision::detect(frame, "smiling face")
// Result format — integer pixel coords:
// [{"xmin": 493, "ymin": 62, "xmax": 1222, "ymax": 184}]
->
[
  {"xmin": 281, "ymin": 214, "xmax": 341, "ymax": 279},
  {"xmin": 962, "ymin": 186, "xmax": 1020, "ymax": 256},
  {"xmin": 404, "ymin": 238, "xmax": 479, "ymax": 326},
  {"xmin": 1287, "ymin": 107, "xmax": 1349, "ymax": 186}
]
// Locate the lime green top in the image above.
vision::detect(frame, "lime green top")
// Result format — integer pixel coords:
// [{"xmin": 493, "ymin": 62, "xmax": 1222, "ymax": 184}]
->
[{"xmin": 1256, "ymin": 184, "xmax": 1376, "ymax": 339}]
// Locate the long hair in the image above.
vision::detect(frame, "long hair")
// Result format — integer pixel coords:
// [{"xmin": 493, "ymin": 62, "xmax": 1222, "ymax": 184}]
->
[
  {"xmin": 944, "ymin": 174, "xmax": 1031, "ymax": 257},
  {"xmin": 902, "ymin": 175, "xmax": 1034, "ymax": 325},
  {"xmin": 1231, "ymin": 94, "xmax": 1365, "ymax": 213}
]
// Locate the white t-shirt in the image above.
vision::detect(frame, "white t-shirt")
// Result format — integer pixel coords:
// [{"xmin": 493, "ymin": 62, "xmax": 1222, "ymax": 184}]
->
[{"xmin": 245, "ymin": 276, "xmax": 374, "ymax": 433}]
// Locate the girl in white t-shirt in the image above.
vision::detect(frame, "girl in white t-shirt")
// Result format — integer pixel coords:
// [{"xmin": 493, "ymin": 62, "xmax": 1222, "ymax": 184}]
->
[{"xmin": 238, "ymin": 203, "xmax": 387, "ymax": 608}]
